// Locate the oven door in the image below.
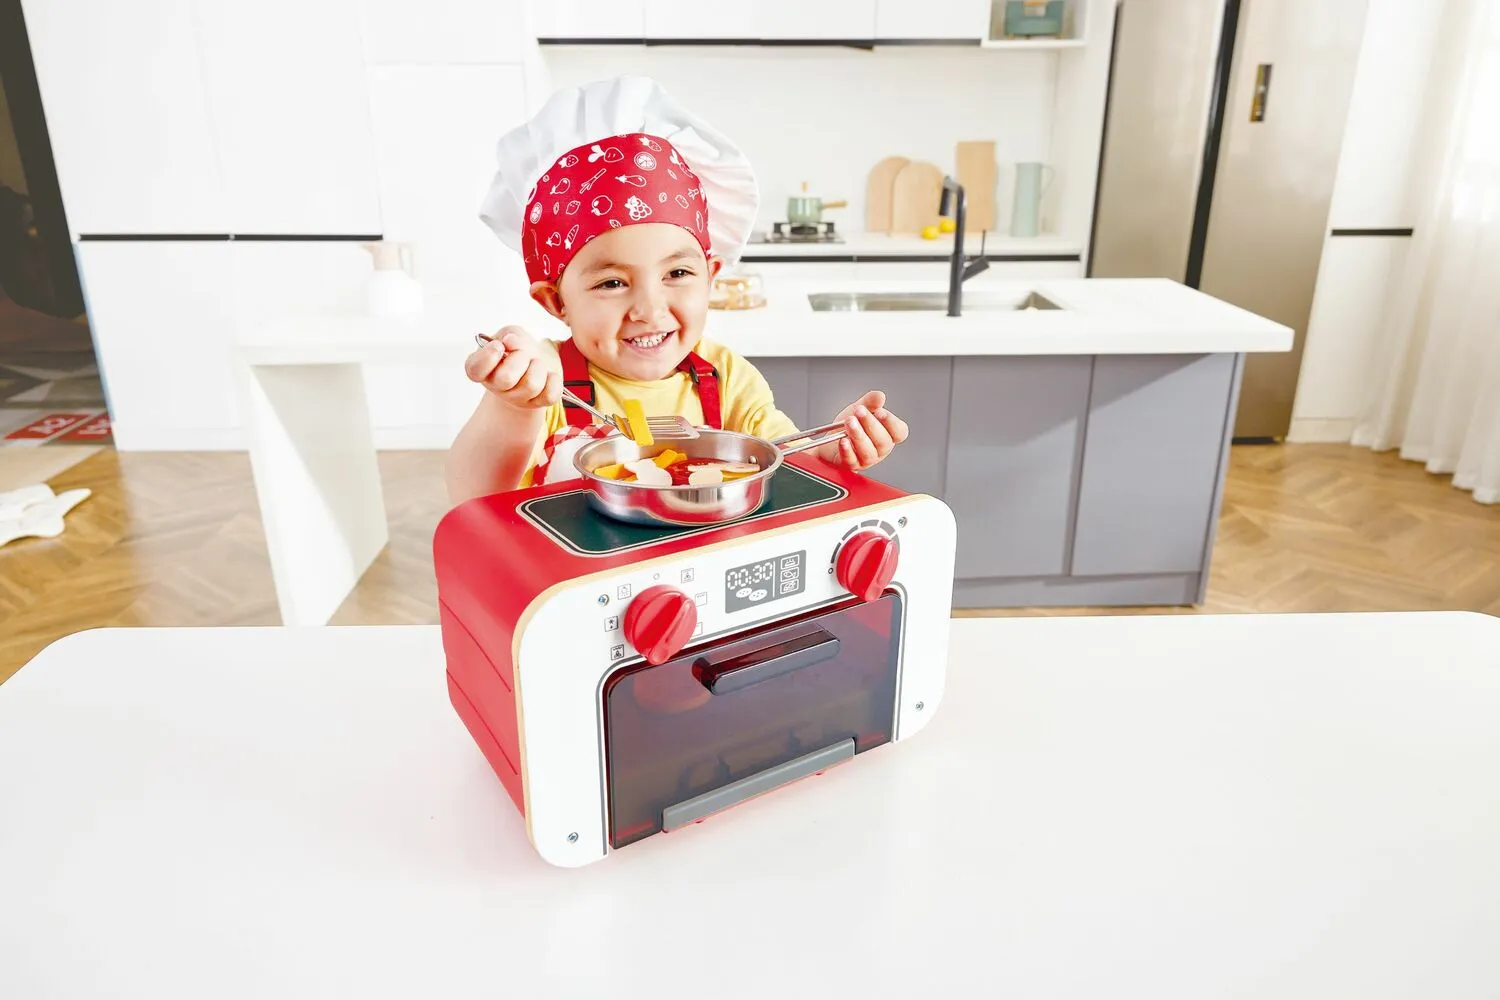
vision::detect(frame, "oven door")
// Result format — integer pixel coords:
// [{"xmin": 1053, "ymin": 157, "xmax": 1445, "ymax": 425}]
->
[{"xmin": 602, "ymin": 591, "xmax": 903, "ymax": 850}]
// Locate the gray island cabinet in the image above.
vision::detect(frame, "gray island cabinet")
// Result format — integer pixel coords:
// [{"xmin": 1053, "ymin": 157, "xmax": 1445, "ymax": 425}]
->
[{"xmin": 750, "ymin": 351, "xmax": 1243, "ymax": 609}]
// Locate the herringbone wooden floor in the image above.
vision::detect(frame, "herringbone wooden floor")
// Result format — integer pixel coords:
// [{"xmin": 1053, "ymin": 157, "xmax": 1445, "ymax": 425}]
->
[{"xmin": 2, "ymin": 444, "xmax": 1497, "ymax": 682}]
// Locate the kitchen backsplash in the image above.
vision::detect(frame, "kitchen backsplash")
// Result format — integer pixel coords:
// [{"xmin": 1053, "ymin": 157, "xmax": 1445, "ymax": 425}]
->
[{"xmin": 541, "ymin": 46, "xmax": 1057, "ymax": 236}]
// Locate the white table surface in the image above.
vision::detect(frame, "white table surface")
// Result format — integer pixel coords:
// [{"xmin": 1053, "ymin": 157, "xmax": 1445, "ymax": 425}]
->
[{"xmin": 5, "ymin": 613, "xmax": 1497, "ymax": 999}]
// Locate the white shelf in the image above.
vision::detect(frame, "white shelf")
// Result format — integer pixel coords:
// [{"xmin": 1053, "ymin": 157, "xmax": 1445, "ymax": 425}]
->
[{"xmin": 984, "ymin": 0, "xmax": 1088, "ymax": 47}]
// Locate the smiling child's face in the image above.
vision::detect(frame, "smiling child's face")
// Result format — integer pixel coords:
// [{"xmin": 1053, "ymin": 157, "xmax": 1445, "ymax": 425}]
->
[{"xmin": 530, "ymin": 223, "xmax": 723, "ymax": 383}]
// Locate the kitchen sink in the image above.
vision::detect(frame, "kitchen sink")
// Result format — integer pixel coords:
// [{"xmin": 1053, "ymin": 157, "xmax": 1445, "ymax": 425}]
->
[{"xmin": 806, "ymin": 290, "xmax": 1062, "ymax": 312}]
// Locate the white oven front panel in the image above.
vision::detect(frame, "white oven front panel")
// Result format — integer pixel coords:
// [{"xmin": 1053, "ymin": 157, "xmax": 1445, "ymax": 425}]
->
[{"xmin": 515, "ymin": 493, "xmax": 957, "ymax": 867}]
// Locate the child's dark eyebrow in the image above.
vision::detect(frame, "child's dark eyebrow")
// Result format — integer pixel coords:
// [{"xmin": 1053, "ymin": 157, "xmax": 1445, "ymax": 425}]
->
[{"xmin": 581, "ymin": 249, "xmax": 698, "ymax": 277}]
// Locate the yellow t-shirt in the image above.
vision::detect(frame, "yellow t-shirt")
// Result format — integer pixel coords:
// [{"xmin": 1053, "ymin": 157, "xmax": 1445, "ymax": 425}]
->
[{"xmin": 518, "ymin": 337, "xmax": 801, "ymax": 487}]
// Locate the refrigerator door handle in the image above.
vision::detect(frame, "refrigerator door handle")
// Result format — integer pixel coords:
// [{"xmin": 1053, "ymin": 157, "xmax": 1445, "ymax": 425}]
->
[{"xmin": 1251, "ymin": 63, "xmax": 1273, "ymax": 121}]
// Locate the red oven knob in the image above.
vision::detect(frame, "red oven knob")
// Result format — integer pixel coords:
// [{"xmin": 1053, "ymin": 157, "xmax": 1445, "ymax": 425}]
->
[
  {"xmin": 835, "ymin": 530, "xmax": 899, "ymax": 602},
  {"xmin": 624, "ymin": 586, "xmax": 698, "ymax": 665}
]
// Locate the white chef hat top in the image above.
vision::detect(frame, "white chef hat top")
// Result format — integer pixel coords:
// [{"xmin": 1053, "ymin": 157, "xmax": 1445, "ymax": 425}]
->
[{"xmin": 479, "ymin": 75, "xmax": 759, "ymax": 270}]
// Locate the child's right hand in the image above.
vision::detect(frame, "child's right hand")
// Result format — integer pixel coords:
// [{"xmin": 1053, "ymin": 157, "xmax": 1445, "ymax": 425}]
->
[{"xmin": 465, "ymin": 326, "xmax": 561, "ymax": 410}]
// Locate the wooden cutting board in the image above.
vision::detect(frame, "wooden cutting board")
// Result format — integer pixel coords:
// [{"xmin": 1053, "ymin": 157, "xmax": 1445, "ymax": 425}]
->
[
  {"xmin": 890, "ymin": 160, "xmax": 944, "ymax": 235},
  {"xmin": 865, "ymin": 156, "xmax": 909, "ymax": 233},
  {"xmin": 956, "ymin": 141, "xmax": 997, "ymax": 232}
]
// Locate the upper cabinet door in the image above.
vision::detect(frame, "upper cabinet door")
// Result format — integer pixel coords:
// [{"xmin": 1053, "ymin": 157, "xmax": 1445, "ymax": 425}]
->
[
  {"xmin": 195, "ymin": 0, "xmax": 382, "ymax": 235},
  {"xmin": 641, "ymin": 2, "xmax": 748, "ymax": 38},
  {"xmin": 641, "ymin": 0, "xmax": 874, "ymax": 38},
  {"xmin": 760, "ymin": 0, "xmax": 876, "ymax": 38},
  {"xmin": 359, "ymin": 0, "xmax": 525, "ymax": 64},
  {"xmin": 20, "ymin": 0, "xmax": 226, "ymax": 235},
  {"xmin": 531, "ymin": 0, "xmax": 645, "ymax": 38},
  {"xmin": 875, "ymin": 0, "xmax": 990, "ymax": 39}
]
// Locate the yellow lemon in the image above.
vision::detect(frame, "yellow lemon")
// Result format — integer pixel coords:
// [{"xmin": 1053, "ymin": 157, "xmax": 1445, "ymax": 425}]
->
[
  {"xmin": 939, "ymin": 217, "xmax": 956, "ymax": 233},
  {"xmin": 921, "ymin": 225, "xmax": 940, "ymax": 240}
]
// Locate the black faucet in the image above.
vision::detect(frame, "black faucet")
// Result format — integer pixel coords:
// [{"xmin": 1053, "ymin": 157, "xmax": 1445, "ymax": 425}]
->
[{"xmin": 939, "ymin": 175, "xmax": 990, "ymax": 316}]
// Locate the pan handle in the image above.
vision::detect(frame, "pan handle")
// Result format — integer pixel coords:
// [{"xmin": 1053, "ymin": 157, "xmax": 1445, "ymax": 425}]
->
[{"xmin": 769, "ymin": 421, "xmax": 848, "ymax": 456}]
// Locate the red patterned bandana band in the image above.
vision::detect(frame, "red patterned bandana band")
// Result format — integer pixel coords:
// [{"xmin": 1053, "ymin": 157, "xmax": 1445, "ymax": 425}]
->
[{"xmin": 521, "ymin": 132, "xmax": 711, "ymax": 285}]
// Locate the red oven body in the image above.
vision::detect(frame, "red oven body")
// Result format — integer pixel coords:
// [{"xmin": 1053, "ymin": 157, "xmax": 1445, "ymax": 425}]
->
[{"xmin": 434, "ymin": 452, "xmax": 956, "ymax": 867}]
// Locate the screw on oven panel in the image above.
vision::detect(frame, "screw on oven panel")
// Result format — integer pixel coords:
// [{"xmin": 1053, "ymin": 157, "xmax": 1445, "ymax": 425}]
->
[
  {"xmin": 597, "ymin": 595, "xmax": 608, "ymax": 606},
  {"xmin": 915, "ymin": 702, "xmax": 925, "ymax": 711},
  {"xmin": 568, "ymin": 832, "xmax": 578, "ymax": 843},
  {"xmin": 898, "ymin": 517, "xmax": 907, "ymax": 528}
]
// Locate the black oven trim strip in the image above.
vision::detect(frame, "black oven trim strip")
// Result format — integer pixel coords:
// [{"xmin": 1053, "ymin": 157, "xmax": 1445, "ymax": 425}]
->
[{"xmin": 519, "ymin": 473, "xmax": 849, "ymax": 557}]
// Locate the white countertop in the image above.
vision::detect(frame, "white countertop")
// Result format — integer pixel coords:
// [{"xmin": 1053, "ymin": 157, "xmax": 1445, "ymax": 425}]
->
[
  {"xmin": 740, "ymin": 231, "xmax": 1084, "ymax": 258},
  {"xmin": 711, "ymin": 276, "xmax": 1293, "ymax": 356},
  {"xmin": 235, "ymin": 276, "xmax": 1292, "ymax": 367},
  {"xmin": 2, "ymin": 612, "xmax": 1498, "ymax": 998}
]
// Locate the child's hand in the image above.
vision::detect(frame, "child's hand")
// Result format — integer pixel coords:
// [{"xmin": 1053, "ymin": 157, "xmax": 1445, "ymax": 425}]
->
[
  {"xmin": 465, "ymin": 326, "xmax": 561, "ymax": 410},
  {"xmin": 818, "ymin": 391, "xmax": 909, "ymax": 472}
]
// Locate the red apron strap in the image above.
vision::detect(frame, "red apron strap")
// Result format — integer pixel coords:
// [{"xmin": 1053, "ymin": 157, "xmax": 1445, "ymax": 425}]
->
[
  {"xmin": 677, "ymin": 351, "xmax": 722, "ymax": 430},
  {"xmin": 560, "ymin": 337, "xmax": 722, "ymax": 431},
  {"xmin": 557, "ymin": 337, "xmax": 595, "ymax": 429}
]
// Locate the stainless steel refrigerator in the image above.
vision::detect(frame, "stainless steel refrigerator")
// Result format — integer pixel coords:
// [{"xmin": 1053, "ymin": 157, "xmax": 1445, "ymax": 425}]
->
[{"xmin": 1087, "ymin": 0, "xmax": 1371, "ymax": 440}]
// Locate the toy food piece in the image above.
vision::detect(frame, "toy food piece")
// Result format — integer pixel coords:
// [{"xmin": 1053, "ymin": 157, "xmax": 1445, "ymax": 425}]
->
[
  {"xmin": 622, "ymin": 398, "xmax": 653, "ymax": 446},
  {"xmin": 623, "ymin": 458, "xmax": 670, "ymax": 486},
  {"xmin": 665, "ymin": 458, "xmax": 759, "ymax": 486}
]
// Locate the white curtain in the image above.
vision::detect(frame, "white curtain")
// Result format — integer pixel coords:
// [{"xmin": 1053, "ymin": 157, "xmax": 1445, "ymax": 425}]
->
[{"xmin": 1352, "ymin": 0, "xmax": 1500, "ymax": 503}]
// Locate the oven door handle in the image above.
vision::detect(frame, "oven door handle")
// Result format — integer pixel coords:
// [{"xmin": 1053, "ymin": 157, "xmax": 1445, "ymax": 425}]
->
[{"xmin": 693, "ymin": 626, "xmax": 841, "ymax": 695}]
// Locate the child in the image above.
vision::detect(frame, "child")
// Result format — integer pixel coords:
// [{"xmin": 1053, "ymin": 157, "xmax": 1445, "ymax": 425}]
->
[{"xmin": 446, "ymin": 76, "xmax": 908, "ymax": 504}]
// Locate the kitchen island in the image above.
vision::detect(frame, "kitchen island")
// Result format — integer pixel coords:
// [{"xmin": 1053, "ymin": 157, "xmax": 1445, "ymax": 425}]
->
[
  {"xmin": 234, "ymin": 276, "xmax": 1290, "ymax": 623},
  {"xmin": 710, "ymin": 276, "xmax": 1292, "ymax": 609}
]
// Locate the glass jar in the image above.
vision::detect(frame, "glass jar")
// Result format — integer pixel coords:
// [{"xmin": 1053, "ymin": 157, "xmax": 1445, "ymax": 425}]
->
[{"xmin": 709, "ymin": 266, "xmax": 766, "ymax": 311}]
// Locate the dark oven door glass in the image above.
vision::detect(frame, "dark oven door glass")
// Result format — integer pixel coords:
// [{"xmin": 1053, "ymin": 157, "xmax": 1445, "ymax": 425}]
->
[{"xmin": 603, "ymin": 592, "xmax": 903, "ymax": 850}]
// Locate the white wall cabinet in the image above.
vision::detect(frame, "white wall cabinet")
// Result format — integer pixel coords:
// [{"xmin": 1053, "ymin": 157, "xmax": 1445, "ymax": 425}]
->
[
  {"xmin": 874, "ymin": 0, "xmax": 990, "ymax": 39},
  {"xmin": 359, "ymin": 0, "xmax": 525, "ymax": 64},
  {"xmin": 639, "ymin": 0, "xmax": 875, "ymax": 39},
  {"xmin": 641, "ymin": 3, "xmax": 746, "ymax": 38},
  {"xmin": 530, "ymin": 0, "xmax": 644, "ymax": 38},
  {"xmin": 195, "ymin": 0, "xmax": 382, "ymax": 235},
  {"xmin": 76, "ymin": 242, "xmax": 239, "ymax": 448},
  {"xmin": 21, "ymin": 0, "xmax": 226, "ymax": 235},
  {"xmin": 759, "ymin": 0, "xmax": 877, "ymax": 38},
  {"xmin": 365, "ymin": 65, "xmax": 525, "ymax": 290}
]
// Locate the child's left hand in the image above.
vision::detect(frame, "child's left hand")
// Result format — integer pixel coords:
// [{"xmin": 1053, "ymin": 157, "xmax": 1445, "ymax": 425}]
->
[{"xmin": 817, "ymin": 391, "xmax": 909, "ymax": 472}]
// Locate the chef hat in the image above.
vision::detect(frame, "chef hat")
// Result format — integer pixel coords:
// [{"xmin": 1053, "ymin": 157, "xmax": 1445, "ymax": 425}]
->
[{"xmin": 479, "ymin": 75, "xmax": 759, "ymax": 284}]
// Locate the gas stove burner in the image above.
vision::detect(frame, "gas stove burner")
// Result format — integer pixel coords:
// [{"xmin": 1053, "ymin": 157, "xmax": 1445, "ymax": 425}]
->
[{"xmin": 765, "ymin": 220, "xmax": 844, "ymax": 244}]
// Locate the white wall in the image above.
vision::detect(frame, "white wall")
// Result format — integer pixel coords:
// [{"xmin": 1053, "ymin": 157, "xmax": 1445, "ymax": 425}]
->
[
  {"xmin": 541, "ymin": 45, "xmax": 1058, "ymax": 236},
  {"xmin": 1288, "ymin": 0, "xmax": 1446, "ymax": 443}
]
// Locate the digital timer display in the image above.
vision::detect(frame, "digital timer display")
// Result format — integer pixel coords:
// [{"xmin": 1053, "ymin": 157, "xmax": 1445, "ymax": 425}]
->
[{"xmin": 724, "ymin": 549, "xmax": 806, "ymax": 613}]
